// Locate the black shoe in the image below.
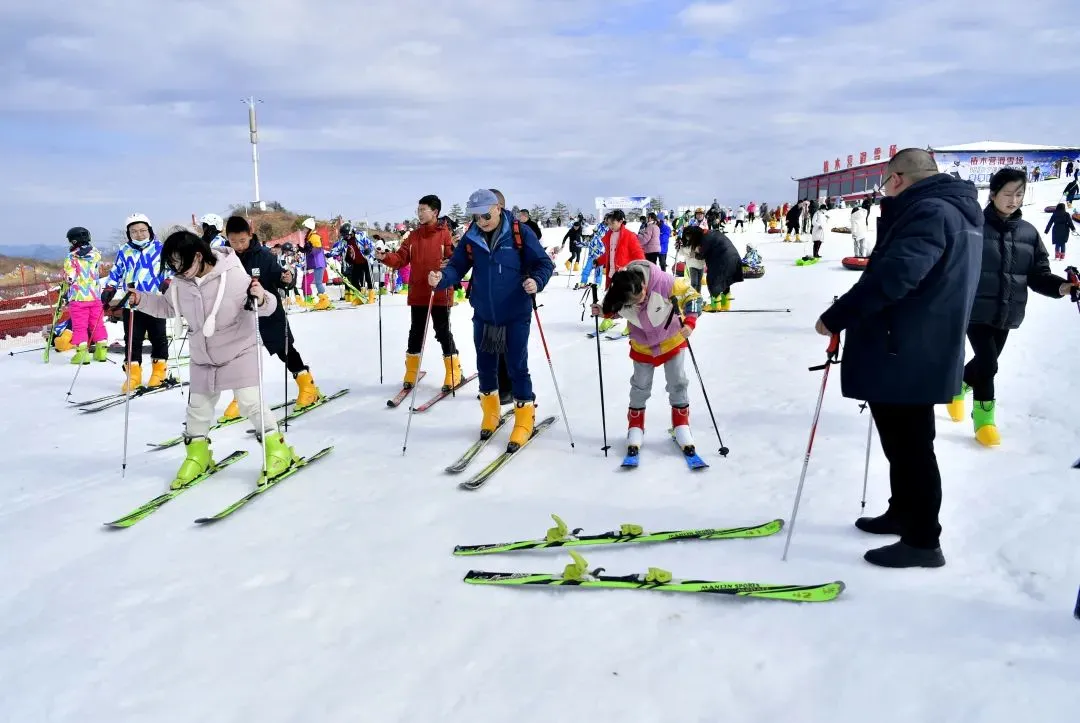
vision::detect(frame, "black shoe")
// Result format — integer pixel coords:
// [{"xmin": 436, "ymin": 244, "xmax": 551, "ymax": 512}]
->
[
  {"xmin": 855, "ymin": 513, "xmax": 904, "ymax": 536},
  {"xmin": 864, "ymin": 541, "xmax": 945, "ymax": 568}
]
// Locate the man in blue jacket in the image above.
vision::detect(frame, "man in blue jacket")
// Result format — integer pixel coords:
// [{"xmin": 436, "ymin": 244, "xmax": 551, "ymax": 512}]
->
[
  {"xmin": 657, "ymin": 212, "xmax": 672, "ymax": 271},
  {"xmin": 430, "ymin": 189, "xmax": 555, "ymax": 452},
  {"xmin": 816, "ymin": 148, "xmax": 983, "ymax": 569}
]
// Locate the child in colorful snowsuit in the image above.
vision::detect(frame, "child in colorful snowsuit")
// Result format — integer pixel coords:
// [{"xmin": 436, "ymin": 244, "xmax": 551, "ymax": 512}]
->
[
  {"xmin": 63, "ymin": 227, "xmax": 108, "ymax": 364},
  {"xmin": 300, "ymin": 218, "xmax": 330, "ymax": 310},
  {"xmin": 575, "ymin": 221, "xmax": 607, "ymax": 290},
  {"xmin": 102, "ymin": 213, "xmax": 172, "ymax": 392},
  {"xmin": 131, "ymin": 230, "xmax": 300, "ymax": 490},
  {"xmin": 593, "ymin": 260, "xmax": 702, "ymax": 457}
]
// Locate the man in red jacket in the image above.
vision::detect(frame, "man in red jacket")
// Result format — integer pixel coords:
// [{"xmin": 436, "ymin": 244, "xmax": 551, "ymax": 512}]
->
[
  {"xmin": 595, "ymin": 209, "xmax": 645, "ymax": 288},
  {"xmin": 376, "ymin": 194, "xmax": 466, "ymax": 392}
]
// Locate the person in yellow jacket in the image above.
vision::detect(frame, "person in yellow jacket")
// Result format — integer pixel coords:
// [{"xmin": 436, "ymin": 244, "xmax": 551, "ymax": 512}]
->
[{"xmin": 300, "ymin": 218, "xmax": 331, "ymax": 310}]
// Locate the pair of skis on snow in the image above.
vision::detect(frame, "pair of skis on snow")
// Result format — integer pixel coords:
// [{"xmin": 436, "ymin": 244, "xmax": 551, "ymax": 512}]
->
[
  {"xmin": 71, "ymin": 378, "xmax": 188, "ymax": 413},
  {"xmin": 621, "ymin": 431, "xmax": 709, "ymax": 470},
  {"xmin": 385, "ymin": 372, "xmax": 479, "ymax": 412},
  {"xmin": 456, "ymin": 514, "xmax": 845, "ymax": 603},
  {"xmin": 104, "ymin": 445, "xmax": 334, "ymax": 528},
  {"xmin": 106, "ymin": 390, "xmax": 348, "ymax": 526}
]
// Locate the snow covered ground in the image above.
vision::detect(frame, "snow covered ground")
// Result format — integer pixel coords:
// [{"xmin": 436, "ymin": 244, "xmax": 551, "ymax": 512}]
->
[{"xmin": 2, "ymin": 211, "xmax": 1078, "ymax": 723}]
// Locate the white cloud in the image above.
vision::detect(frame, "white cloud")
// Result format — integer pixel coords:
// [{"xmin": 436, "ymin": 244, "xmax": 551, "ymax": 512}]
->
[{"xmin": 0, "ymin": 0, "xmax": 1076, "ymax": 242}]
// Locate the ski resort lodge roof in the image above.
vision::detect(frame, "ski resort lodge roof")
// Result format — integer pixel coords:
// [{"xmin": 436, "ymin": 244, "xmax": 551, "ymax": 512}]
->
[{"xmin": 930, "ymin": 141, "xmax": 1078, "ymax": 152}]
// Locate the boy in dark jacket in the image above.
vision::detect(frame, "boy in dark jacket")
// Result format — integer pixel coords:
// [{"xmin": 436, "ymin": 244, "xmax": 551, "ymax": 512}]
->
[
  {"xmin": 223, "ymin": 215, "xmax": 322, "ymax": 413},
  {"xmin": 430, "ymin": 189, "xmax": 555, "ymax": 451}
]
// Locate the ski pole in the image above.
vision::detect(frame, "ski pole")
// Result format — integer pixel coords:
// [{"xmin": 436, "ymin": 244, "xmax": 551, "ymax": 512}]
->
[
  {"xmin": 65, "ymin": 355, "xmax": 85, "ymax": 401},
  {"xmin": 120, "ymin": 286, "xmax": 137, "ymax": 478},
  {"xmin": 589, "ymin": 285, "xmax": 610, "ymax": 457},
  {"xmin": 782, "ymin": 331, "xmax": 842, "ymax": 561},
  {"xmin": 377, "ymin": 260, "xmax": 384, "ymax": 385},
  {"xmin": 9, "ymin": 346, "xmax": 46, "ymax": 356},
  {"xmin": 1075, "ymin": 585, "xmax": 1080, "ymax": 620},
  {"xmin": 1066, "ymin": 266, "xmax": 1080, "ymax": 313},
  {"xmin": 402, "ymin": 291, "xmax": 434, "ymax": 456},
  {"xmin": 858, "ymin": 402, "xmax": 873, "ymax": 514},
  {"xmin": 668, "ymin": 296, "xmax": 729, "ymax": 457},
  {"xmin": 283, "ymin": 299, "xmax": 290, "ymax": 433},
  {"xmin": 247, "ymin": 268, "xmax": 269, "ymax": 481},
  {"xmin": 531, "ymin": 295, "xmax": 575, "ymax": 449}
]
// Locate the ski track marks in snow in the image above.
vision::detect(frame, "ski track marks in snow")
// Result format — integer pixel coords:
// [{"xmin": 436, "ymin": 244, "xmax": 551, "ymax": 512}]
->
[{"xmin": 1, "ymin": 208, "xmax": 1078, "ymax": 722}]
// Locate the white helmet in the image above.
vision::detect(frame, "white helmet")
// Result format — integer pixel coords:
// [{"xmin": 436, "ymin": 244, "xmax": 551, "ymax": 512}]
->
[
  {"xmin": 302, "ymin": 217, "xmax": 316, "ymax": 231},
  {"xmin": 125, "ymin": 213, "xmax": 152, "ymax": 228},
  {"xmin": 200, "ymin": 213, "xmax": 223, "ymax": 231}
]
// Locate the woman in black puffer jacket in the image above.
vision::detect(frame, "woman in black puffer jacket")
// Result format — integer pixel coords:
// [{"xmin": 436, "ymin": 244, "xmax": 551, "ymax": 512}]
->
[{"xmin": 946, "ymin": 168, "xmax": 1076, "ymax": 446}]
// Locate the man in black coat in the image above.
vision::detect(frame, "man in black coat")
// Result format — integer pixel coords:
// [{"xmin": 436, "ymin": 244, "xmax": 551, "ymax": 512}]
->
[
  {"xmin": 223, "ymin": 215, "xmax": 324, "ymax": 412},
  {"xmin": 816, "ymin": 148, "xmax": 983, "ymax": 569}
]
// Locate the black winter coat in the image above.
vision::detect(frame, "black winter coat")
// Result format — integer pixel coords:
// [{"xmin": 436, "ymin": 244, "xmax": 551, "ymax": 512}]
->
[
  {"xmin": 1044, "ymin": 207, "xmax": 1076, "ymax": 247},
  {"xmin": 228, "ymin": 236, "xmax": 292, "ymax": 355},
  {"xmin": 696, "ymin": 231, "xmax": 743, "ymax": 296},
  {"xmin": 819, "ymin": 174, "xmax": 983, "ymax": 404},
  {"xmin": 970, "ymin": 206, "xmax": 1064, "ymax": 330}
]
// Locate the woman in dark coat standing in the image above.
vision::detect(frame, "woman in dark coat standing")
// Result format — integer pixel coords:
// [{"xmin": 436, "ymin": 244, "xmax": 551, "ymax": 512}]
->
[
  {"xmin": 682, "ymin": 226, "xmax": 743, "ymax": 311},
  {"xmin": 945, "ymin": 168, "xmax": 1077, "ymax": 445},
  {"xmin": 1044, "ymin": 203, "xmax": 1076, "ymax": 260}
]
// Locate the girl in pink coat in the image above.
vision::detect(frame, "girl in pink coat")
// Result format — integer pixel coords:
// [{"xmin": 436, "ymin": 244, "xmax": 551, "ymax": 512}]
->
[{"xmin": 132, "ymin": 230, "xmax": 300, "ymax": 489}]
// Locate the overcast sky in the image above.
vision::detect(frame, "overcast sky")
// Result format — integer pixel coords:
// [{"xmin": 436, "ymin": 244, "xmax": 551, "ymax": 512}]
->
[{"xmin": 0, "ymin": 0, "xmax": 1074, "ymax": 246}]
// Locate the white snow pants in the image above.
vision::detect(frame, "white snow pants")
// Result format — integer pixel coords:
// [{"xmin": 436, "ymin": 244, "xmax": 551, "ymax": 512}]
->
[
  {"xmin": 185, "ymin": 387, "xmax": 276, "ymax": 439},
  {"xmin": 629, "ymin": 350, "xmax": 689, "ymax": 409},
  {"xmin": 853, "ymin": 237, "xmax": 867, "ymax": 257}
]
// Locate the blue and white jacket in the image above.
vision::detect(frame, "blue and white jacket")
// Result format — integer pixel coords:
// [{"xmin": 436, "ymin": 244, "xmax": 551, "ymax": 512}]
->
[{"xmin": 106, "ymin": 239, "xmax": 170, "ymax": 296}]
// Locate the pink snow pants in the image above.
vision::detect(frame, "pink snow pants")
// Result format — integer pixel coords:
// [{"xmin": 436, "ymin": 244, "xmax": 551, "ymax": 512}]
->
[{"xmin": 69, "ymin": 299, "xmax": 107, "ymax": 346}]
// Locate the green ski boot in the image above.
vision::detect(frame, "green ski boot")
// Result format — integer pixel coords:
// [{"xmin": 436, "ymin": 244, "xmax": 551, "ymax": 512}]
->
[
  {"xmin": 972, "ymin": 401, "xmax": 1000, "ymax": 447},
  {"xmin": 70, "ymin": 343, "xmax": 91, "ymax": 365},
  {"xmin": 93, "ymin": 341, "xmax": 109, "ymax": 362},
  {"xmin": 172, "ymin": 437, "xmax": 214, "ymax": 490},
  {"xmin": 599, "ymin": 317, "xmax": 616, "ymax": 333},
  {"xmin": 260, "ymin": 432, "xmax": 300, "ymax": 485}
]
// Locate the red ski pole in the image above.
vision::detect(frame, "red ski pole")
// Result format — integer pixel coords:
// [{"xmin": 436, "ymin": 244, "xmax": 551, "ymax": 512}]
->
[{"xmin": 782, "ymin": 331, "xmax": 841, "ymax": 561}]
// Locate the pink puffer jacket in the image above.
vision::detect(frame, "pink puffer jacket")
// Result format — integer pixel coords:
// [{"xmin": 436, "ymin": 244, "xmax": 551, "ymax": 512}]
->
[{"xmin": 135, "ymin": 247, "xmax": 276, "ymax": 393}]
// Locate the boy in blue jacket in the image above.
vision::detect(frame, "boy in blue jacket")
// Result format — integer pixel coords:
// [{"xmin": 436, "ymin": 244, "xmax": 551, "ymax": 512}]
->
[{"xmin": 429, "ymin": 189, "xmax": 555, "ymax": 451}]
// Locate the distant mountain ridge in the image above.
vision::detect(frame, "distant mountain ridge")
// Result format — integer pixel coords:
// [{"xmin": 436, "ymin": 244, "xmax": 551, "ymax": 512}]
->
[{"xmin": 0, "ymin": 242, "xmax": 122, "ymax": 262}]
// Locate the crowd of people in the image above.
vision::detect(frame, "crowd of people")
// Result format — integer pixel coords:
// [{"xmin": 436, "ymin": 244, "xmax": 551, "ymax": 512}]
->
[{"xmin": 46, "ymin": 150, "xmax": 1079, "ymax": 568}]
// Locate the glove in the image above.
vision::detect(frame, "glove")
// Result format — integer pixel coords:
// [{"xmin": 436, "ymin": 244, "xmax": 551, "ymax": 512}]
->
[
  {"xmin": 161, "ymin": 278, "xmax": 171, "ymax": 293},
  {"xmin": 101, "ymin": 286, "xmax": 117, "ymax": 306}
]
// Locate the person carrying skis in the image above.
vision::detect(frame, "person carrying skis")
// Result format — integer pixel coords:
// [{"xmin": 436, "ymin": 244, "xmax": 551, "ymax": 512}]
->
[
  {"xmin": 221, "ymin": 215, "xmax": 323, "ymax": 415},
  {"xmin": 340, "ymin": 222, "xmax": 376, "ymax": 304},
  {"xmin": 101, "ymin": 213, "xmax": 172, "ymax": 392},
  {"xmin": 682, "ymin": 226, "xmax": 743, "ymax": 311},
  {"xmin": 428, "ymin": 189, "xmax": 555, "ymax": 451},
  {"xmin": 300, "ymin": 218, "xmax": 330, "ymax": 310},
  {"xmin": 129, "ymin": 230, "xmax": 300, "ymax": 489},
  {"xmin": 574, "ymin": 217, "xmax": 608, "ymax": 290},
  {"xmin": 591, "ymin": 260, "xmax": 702, "ymax": 459},
  {"xmin": 376, "ymin": 195, "xmax": 468, "ymax": 394},
  {"xmin": 63, "ymin": 226, "xmax": 108, "ymax": 364}
]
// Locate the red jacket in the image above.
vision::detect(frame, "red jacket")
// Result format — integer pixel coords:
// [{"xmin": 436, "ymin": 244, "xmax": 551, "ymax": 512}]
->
[
  {"xmin": 595, "ymin": 227, "xmax": 645, "ymax": 288},
  {"xmin": 382, "ymin": 222, "xmax": 455, "ymax": 307}
]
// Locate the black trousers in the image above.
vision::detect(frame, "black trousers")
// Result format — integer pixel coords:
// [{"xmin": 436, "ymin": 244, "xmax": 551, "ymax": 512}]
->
[
  {"xmin": 657, "ymin": 252, "xmax": 667, "ymax": 271},
  {"xmin": 645, "ymin": 252, "xmax": 661, "ymax": 265},
  {"xmin": 275, "ymin": 345, "xmax": 308, "ymax": 376},
  {"xmin": 869, "ymin": 402, "xmax": 942, "ymax": 549},
  {"xmin": 407, "ymin": 305, "xmax": 457, "ymax": 356},
  {"xmin": 963, "ymin": 324, "xmax": 1009, "ymax": 401},
  {"xmin": 347, "ymin": 260, "xmax": 373, "ymax": 290},
  {"xmin": 122, "ymin": 309, "xmax": 168, "ymax": 366},
  {"xmin": 568, "ymin": 246, "xmax": 583, "ymax": 264}
]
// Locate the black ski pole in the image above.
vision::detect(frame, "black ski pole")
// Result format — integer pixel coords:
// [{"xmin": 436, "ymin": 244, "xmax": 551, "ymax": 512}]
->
[
  {"xmin": 10, "ymin": 346, "xmax": 46, "ymax": 356},
  {"xmin": 669, "ymin": 296, "xmax": 729, "ymax": 457},
  {"xmin": 377, "ymin": 260, "xmax": 384, "ymax": 384},
  {"xmin": 590, "ymin": 285, "xmax": 610, "ymax": 456}
]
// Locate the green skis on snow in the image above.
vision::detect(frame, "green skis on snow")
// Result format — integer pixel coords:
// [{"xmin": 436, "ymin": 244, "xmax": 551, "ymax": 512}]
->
[
  {"xmin": 464, "ymin": 550, "xmax": 845, "ymax": 603},
  {"xmin": 453, "ymin": 515, "xmax": 784, "ymax": 555}
]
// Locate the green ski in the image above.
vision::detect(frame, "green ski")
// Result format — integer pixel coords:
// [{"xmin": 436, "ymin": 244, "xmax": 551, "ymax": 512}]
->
[
  {"xmin": 104, "ymin": 450, "xmax": 249, "ymax": 528},
  {"xmin": 454, "ymin": 516, "xmax": 783, "ymax": 556},
  {"xmin": 465, "ymin": 551, "xmax": 845, "ymax": 603},
  {"xmin": 193, "ymin": 446, "xmax": 333, "ymax": 524}
]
